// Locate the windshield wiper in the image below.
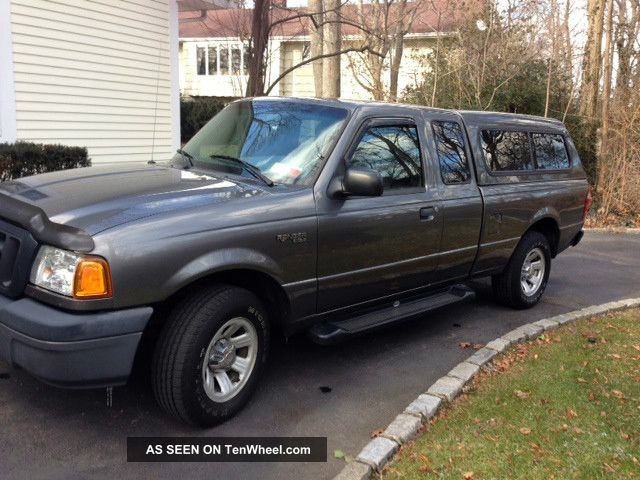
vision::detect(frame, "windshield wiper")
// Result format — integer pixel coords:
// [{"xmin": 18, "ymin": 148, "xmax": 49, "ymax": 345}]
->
[
  {"xmin": 176, "ymin": 149, "xmax": 194, "ymax": 169},
  {"xmin": 209, "ymin": 154, "xmax": 274, "ymax": 187}
]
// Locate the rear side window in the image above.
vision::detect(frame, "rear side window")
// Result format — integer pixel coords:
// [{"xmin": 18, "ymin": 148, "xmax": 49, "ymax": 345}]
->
[
  {"xmin": 348, "ymin": 125, "xmax": 423, "ymax": 191},
  {"xmin": 532, "ymin": 133, "xmax": 570, "ymax": 169},
  {"xmin": 432, "ymin": 121, "xmax": 471, "ymax": 184},
  {"xmin": 481, "ymin": 130, "xmax": 533, "ymax": 172}
]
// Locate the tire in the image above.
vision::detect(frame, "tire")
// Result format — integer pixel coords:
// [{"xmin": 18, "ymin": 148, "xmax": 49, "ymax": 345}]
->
[
  {"xmin": 152, "ymin": 285, "xmax": 269, "ymax": 426},
  {"xmin": 491, "ymin": 231, "xmax": 551, "ymax": 309}
]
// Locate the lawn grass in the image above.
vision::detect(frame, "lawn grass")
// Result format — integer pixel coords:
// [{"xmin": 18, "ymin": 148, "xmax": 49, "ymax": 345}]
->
[{"xmin": 381, "ymin": 309, "xmax": 640, "ymax": 479}]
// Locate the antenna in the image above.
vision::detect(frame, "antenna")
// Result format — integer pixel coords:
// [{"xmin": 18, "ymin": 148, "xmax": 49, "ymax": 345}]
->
[{"xmin": 150, "ymin": 38, "xmax": 164, "ymax": 163}]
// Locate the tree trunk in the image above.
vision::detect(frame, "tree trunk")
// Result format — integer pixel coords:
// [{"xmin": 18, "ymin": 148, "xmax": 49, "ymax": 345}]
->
[
  {"xmin": 309, "ymin": 0, "xmax": 324, "ymax": 97},
  {"xmin": 388, "ymin": 9, "xmax": 405, "ymax": 102},
  {"xmin": 598, "ymin": 0, "xmax": 615, "ymax": 191},
  {"xmin": 562, "ymin": 0, "xmax": 573, "ymax": 74},
  {"xmin": 579, "ymin": 0, "xmax": 606, "ymax": 120},
  {"xmin": 246, "ymin": 0, "xmax": 271, "ymax": 97},
  {"xmin": 322, "ymin": 0, "xmax": 341, "ymax": 98}
]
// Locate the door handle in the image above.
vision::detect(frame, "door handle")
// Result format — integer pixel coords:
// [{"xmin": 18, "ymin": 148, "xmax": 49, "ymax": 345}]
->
[{"xmin": 419, "ymin": 206, "xmax": 437, "ymax": 221}]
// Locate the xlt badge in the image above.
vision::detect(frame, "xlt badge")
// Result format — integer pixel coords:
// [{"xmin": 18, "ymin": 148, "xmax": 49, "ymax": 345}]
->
[{"xmin": 277, "ymin": 232, "xmax": 307, "ymax": 244}]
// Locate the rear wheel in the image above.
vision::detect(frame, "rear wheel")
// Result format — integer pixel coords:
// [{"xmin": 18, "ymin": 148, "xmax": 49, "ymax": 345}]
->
[
  {"xmin": 152, "ymin": 285, "xmax": 269, "ymax": 426},
  {"xmin": 492, "ymin": 231, "xmax": 551, "ymax": 309}
]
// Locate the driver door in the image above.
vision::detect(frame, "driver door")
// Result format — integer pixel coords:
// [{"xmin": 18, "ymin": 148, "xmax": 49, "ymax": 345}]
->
[{"xmin": 315, "ymin": 117, "xmax": 443, "ymax": 312}]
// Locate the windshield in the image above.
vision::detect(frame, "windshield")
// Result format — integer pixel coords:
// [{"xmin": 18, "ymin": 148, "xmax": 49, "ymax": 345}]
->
[{"xmin": 178, "ymin": 100, "xmax": 349, "ymax": 186}]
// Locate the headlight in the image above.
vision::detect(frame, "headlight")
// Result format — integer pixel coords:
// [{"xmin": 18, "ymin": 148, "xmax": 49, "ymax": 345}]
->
[{"xmin": 30, "ymin": 246, "xmax": 112, "ymax": 299}]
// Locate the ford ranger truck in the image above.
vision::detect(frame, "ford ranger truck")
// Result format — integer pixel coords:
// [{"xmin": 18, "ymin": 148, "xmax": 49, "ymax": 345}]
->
[{"xmin": 0, "ymin": 98, "xmax": 590, "ymax": 426}]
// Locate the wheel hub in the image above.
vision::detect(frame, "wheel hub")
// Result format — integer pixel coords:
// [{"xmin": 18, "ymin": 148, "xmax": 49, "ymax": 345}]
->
[
  {"xmin": 520, "ymin": 247, "xmax": 545, "ymax": 296},
  {"xmin": 201, "ymin": 317, "xmax": 258, "ymax": 403},
  {"xmin": 208, "ymin": 338, "xmax": 236, "ymax": 370}
]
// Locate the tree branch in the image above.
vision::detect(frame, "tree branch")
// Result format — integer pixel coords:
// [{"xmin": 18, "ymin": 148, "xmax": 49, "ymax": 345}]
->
[{"xmin": 265, "ymin": 46, "xmax": 384, "ymax": 95}]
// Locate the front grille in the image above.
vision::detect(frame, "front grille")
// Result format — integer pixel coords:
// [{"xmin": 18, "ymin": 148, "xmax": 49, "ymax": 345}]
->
[{"xmin": 0, "ymin": 219, "xmax": 38, "ymax": 298}]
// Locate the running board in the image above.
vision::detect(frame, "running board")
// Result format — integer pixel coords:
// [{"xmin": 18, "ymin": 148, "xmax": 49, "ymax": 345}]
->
[{"xmin": 307, "ymin": 285, "xmax": 475, "ymax": 345}]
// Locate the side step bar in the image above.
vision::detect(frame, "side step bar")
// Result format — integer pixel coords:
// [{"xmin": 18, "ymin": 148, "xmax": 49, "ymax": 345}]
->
[{"xmin": 307, "ymin": 285, "xmax": 475, "ymax": 345}]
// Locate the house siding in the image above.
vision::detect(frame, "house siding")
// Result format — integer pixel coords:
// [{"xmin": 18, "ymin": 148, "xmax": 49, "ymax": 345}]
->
[
  {"xmin": 10, "ymin": 0, "xmax": 178, "ymax": 163},
  {"xmin": 180, "ymin": 35, "xmax": 434, "ymax": 101}
]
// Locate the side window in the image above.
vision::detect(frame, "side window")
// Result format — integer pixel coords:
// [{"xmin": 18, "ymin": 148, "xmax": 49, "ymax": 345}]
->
[
  {"xmin": 348, "ymin": 125, "xmax": 423, "ymax": 191},
  {"xmin": 532, "ymin": 133, "xmax": 570, "ymax": 169},
  {"xmin": 432, "ymin": 121, "xmax": 471, "ymax": 184},
  {"xmin": 481, "ymin": 130, "xmax": 533, "ymax": 172}
]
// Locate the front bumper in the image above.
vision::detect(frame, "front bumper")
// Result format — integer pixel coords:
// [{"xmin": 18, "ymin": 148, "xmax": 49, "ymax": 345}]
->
[{"xmin": 0, "ymin": 293, "xmax": 153, "ymax": 388}]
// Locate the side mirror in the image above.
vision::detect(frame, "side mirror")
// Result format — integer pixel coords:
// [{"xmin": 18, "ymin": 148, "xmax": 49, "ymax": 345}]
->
[
  {"xmin": 338, "ymin": 167, "xmax": 383, "ymax": 197},
  {"xmin": 328, "ymin": 167, "xmax": 383, "ymax": 197}
]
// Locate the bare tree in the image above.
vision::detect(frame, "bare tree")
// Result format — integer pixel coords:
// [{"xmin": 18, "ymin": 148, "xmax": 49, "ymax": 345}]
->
[
  {"xmin": 309, "ymin": 0, "xmax": 324, "ymax": 96},
  {"xmin": 347, "ymin": 0, "xmax": 419, "ymax": 101},
  {"xmin": 580, "ymin": 0, "xmax": 606, "ymax": 120},
  {"xmin": 322, "ymin": 0, "xmax": 342, "ymax": 98},
  {"xmin": 246, "ymin": 0, "xmax": 271, "ymax": 96}
]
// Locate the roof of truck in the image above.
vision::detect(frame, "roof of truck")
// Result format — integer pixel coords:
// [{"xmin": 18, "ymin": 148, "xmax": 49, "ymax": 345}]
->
[{"xmin": 248, "ymin": 97, "xmax": 568, "ymax": 130}]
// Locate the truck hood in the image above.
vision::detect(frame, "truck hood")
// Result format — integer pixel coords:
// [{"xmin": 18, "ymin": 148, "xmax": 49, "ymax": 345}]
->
[{"xmin": 0, "ymin": 164, "xmax": 270, "ymax": 235}]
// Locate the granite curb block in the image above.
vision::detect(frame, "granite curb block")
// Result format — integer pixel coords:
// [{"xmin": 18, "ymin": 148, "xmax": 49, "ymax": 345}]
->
[{"xmin": 332, "ymin": 298, "xmax": 640, "ymax": 480}]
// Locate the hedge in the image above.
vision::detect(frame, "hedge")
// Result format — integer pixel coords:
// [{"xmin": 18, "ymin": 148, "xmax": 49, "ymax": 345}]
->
[
  {"xmin": 181, "ymin": 97, "xmax": 225, "ymax": 143},
  {"xmin": 0, "ymin": 142, "xmax": 91, "ymax": 182}
]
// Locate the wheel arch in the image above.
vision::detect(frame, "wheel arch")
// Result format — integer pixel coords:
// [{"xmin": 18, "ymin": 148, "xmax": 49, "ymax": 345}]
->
[
  {"xmin": 159, "ymin": 268, "xmax": 292, "ymax": 329},
  {"xmin": 526, "ymin": 215, "xmax": 560, "ymax": 257}
]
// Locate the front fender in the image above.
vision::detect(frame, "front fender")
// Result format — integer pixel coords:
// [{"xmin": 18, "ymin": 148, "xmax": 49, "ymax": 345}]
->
[{"xmin": 163, "ymin": 247, "xmax": 286, "ymax": 296}]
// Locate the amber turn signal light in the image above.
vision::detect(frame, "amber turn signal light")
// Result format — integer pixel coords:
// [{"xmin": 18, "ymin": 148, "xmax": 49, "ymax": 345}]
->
[{"xmin": 73, "ymin": 257, "xmax": 112, "ymax": 299}]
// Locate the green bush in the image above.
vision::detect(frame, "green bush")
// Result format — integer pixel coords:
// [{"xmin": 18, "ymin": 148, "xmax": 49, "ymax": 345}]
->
[
  {"xmin": 181, "ymin": 97, "xmax": 225, "ymax": 143},
  {"xmin": 0, "ymin": 142, "xmax": 90, "ymax": 182}
]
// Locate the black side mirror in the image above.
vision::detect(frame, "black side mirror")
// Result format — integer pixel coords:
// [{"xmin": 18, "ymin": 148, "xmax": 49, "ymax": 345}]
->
[{"xmin": 339, "ymin": 167, "xmax": 383, "ymax": 197}]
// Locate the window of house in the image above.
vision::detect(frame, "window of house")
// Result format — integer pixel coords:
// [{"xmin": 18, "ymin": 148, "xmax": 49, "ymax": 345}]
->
[
  {"xmin": 197, "ymin": 43, "xmax": 249, "ymax": 77},
  {"xmin": 481, "ymin": 130, "xmax": 533, "ymax": 172},
  {"xmin": 197, "ymin": 46, "xmax": 206, "ymax": 75},
  {"xmin": 243, "ymin": 45, "xmax": 251, "ymax": 75},
  {"xmin": 532, "ymin": 133, "xmax": 570, "ymax": 169},
  {"xmin": 432, "ymin": 121, "xmax": 471, "ymax": 184},
  {"xmin": 348, "ymin": 125, "xmax": 423, "ymax": 191},
  {"xmin": 231, "ymin": 46, "xmax": 242, "ymax": 75},
  {"xmin": 207, "ymin": 45, "xmax": 218, "ymax": 75},
  {"xmin": 219, "ymin": 46, "xmax": 229, "ymax": 75}
]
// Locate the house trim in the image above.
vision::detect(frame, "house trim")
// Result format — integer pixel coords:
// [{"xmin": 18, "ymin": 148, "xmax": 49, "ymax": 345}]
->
[
  {"xmin": 169, "ymin": 0, "xmax": 181, "ymax": 150},
  {"xmin": 0, "ymin": 0, "xmax": 17, "ymax": 143}
]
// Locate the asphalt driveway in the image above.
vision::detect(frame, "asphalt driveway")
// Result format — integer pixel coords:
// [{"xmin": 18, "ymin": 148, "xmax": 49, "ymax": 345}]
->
[{"xmin": 1, "ymin": 231, "xmax": 639, "ymax": 480}]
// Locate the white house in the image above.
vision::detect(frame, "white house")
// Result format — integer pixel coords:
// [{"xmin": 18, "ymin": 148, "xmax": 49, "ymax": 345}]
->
[
  {"xmin": 179, "ymin": 1, "xmax": 467, "ymax": 101},
  {"xmin": 0, "ymin": 0, "xmax": 193, "ymax": 164}
]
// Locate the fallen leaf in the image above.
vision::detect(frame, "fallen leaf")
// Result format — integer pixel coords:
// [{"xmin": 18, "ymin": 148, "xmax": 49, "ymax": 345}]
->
[
  {"xmin": 520, "ymin": 427, "xmax": 532, "ymax": 435},
  {"xmin": 458, "ymin": 342, "xmax": 472, "ymax": 349},
  {"xmin": 620, "ymin": 431, "xmax": 630, "ymax": 440},
  {"xmin": 577, "ymin": 377, "xmax": 587, "ymax": 384},
  {"xmin": 573, "ymin": 427, "xmax": 583, "ymax": 434},
  {"xmin": 370, "ymin": 428, "xmax": 384, "ymax": 438},
  {"xmin": 463, "ymin": 472, "xmax": 474, "ymax": 480},
  {"xmin": 514, "ymin": 390, "xmax": 530, "ymax": 399},
  {"xmin": 334, "ymin": 450, "xmax": 345, "ymax": 460},
  {"xmin": 566, "ymin": 409, "xmax": 578, "ymax": 418},
  {"xmin": 561, "ymin": 424, "xmax": 569, "ymax": 431},
  {"xmin": 603, "ymin": 463, "xmax": 616, "ymax": 473},
  {"xmin": 612, "ymin": 390, "xmax": 625, "ymax": 399},
  {"xmin": 608, "ymin": 353, "xmax": 621, "ymax": 359}
]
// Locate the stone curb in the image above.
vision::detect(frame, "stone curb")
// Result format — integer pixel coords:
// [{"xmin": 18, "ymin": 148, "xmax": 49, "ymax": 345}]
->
[
  {"xmin": 332, "ymin": 298, "xmax": 640, "ymax": 479},
  {"xmin": 584, "ymin": 227, "xmax": 640, "ymax": 234}
]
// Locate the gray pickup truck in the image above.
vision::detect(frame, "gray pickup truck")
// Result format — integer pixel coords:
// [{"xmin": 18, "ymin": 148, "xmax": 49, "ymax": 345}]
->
[{"xmin": 0, "ymin": 98, "xmax": 589, "ymax": 426}]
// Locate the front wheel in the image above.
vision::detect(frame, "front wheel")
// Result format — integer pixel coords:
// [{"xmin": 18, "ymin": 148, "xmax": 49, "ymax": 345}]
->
[
  {"xmin": 152, "ymin": 285, "xmax": 269, "ymax": 426},
  {"xmin": 492, "ymin": 231, "xmax": 551, "ymax": 309}
]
